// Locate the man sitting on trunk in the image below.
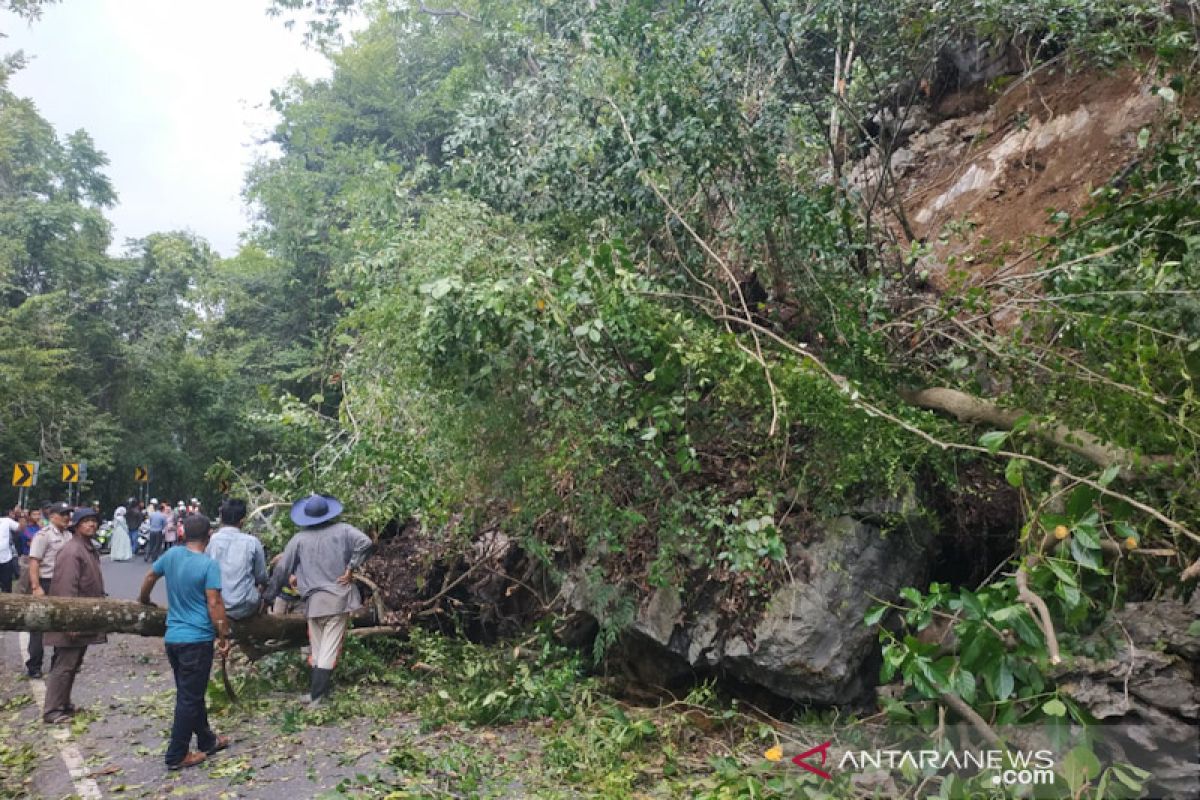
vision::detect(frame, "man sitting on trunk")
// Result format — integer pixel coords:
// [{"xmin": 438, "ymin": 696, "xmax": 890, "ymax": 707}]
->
[{"xmin": 205, "ymin": 498, "xmax": 268, "ymax": 620}]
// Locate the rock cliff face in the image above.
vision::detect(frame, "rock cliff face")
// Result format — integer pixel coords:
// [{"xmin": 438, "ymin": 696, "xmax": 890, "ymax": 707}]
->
[
  {"xmin": 1053, "ymin": 594, "xmax": 1200, "ymax": 798},
  {"xmin": 564, "ymin": 512, "xmax": 933, "ymax": 705}
]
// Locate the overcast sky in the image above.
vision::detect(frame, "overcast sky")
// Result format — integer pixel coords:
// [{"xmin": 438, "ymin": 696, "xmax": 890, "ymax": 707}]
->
[{"xmin": 0, "ymin": 0, "xmax": 335, "ymax": 257}]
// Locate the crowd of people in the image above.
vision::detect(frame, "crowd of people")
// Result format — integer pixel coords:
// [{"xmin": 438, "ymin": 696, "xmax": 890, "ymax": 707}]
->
[{"xmin": 3, "ymin": 491, "xmax": 373, "ymax": 772}]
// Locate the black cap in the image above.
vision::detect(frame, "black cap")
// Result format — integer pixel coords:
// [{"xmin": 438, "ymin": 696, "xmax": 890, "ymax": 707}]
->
[{"xmin": 46, "ymin": 501, "xmax": 72, "ymax": 516}]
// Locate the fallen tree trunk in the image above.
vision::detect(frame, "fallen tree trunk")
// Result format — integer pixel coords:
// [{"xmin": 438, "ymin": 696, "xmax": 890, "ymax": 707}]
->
[{"xmin": 1, "ymin": 594, "xmax": 310, "ymax": 644}]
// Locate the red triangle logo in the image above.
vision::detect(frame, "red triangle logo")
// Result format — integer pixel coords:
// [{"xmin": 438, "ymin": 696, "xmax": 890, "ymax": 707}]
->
[{"xmin": 791, "ymin": 740, "xmax": 833, "ymax": 780}]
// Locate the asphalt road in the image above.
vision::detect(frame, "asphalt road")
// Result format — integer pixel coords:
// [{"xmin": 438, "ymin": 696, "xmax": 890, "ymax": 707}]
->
[
  {"xmin": 99, "ymin": 550, "xmax": 168, "ymax": 605},
  {"xmin": 0, "ymin": 551, "xmax": 415, "ymax": 799}
]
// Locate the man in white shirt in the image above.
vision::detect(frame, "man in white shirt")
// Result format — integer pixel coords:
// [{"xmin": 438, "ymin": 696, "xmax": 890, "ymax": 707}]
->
[{"xmin": 0, "ymin": 507, "xmax": 20, "ymax": 593}]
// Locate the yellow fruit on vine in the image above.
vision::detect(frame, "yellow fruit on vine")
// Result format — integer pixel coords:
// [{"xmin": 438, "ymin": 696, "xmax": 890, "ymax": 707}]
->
[
  {"xmin": 1054, "ymin": 525, "xmax": 1069, "ymax": 540},
  {"xmin": 764, "ymin": 745, "xmax": 783, "ymax": 762},
  {"xmin": 1125, "ymin": 536, "xmax": 1138, "ymax": 550}
]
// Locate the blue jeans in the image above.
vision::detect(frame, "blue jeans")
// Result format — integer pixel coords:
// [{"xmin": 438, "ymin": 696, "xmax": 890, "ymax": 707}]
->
[{"xmin": 164, "ymin": 641, "xmax": 217, "ymax": 766}]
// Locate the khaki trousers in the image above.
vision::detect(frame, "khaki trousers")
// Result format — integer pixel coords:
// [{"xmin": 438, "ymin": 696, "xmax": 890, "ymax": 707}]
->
[{"xmin": 307, "ymin": 614, "xmax": 348, "ymax": 670}]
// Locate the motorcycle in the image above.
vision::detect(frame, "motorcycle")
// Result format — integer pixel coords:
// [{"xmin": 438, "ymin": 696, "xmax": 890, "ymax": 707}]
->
[{"xmin": 94, "ymin": 521, "xmax": 114, "ymax": 554}]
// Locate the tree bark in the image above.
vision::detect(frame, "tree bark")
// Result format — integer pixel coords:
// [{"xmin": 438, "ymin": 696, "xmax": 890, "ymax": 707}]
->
[{"xmin": 0, "ymin": 594, "xmax": 311, "ymax": 644}]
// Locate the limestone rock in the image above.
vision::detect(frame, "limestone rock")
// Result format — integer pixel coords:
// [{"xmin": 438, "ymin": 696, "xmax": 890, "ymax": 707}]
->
[{"xmin": 564, "ymin": 511, "xmax": 932, "ymax": 704}]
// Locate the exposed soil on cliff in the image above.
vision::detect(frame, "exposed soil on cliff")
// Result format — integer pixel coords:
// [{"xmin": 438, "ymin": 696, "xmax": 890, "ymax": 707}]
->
[{"xmin": 862, "ymin": 64, "xmax": 1171, "ymax": 287}]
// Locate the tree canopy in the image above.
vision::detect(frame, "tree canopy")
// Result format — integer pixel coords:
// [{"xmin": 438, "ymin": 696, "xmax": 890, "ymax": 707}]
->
[{"xmin": 2, "ymin": 3, "xmax": 1199, "ymax": 783}]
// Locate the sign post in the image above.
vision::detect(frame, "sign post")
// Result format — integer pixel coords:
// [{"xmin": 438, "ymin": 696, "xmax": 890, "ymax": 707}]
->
[
  {"xmin": 62, "ymin": 462, "xmax": 80, "ymax": 506},
  {"xmin": 134, "ymin": 466, "xmax": 150, "ymax": 506}
]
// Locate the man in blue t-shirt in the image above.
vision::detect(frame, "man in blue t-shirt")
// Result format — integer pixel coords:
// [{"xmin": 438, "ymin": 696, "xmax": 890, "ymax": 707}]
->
[{"xmin": 138, "ymin": 513, "xmax": 232, "ymax": 771}]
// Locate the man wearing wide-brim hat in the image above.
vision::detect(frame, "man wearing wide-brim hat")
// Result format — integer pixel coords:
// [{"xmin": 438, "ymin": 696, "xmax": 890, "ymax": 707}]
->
[
  {"xmin": 263, "ymin": 493, "xmax": 373, "ymax": 704},
  {"xmin": 43, "ymin": 507, "xmax": 107, "ymax": 723}
]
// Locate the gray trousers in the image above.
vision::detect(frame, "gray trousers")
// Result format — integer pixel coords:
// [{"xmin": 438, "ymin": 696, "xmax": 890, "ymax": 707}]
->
[{"xmin": 43, "ymin": 645, "xmax": 87, "ymax": 720}]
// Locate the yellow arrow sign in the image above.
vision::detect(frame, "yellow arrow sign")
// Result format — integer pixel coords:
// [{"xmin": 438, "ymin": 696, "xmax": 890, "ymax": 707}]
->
[
  {"xmin": 62, "ymin": 463, "xmax": 80, "ymax": 483},
  {"xmin": 134, "ymin": 466, "xmax": 149, "ymax": 483},
  {"xmin": 12, "ymin": 462, "xmax": 35, "ymax": 487}
]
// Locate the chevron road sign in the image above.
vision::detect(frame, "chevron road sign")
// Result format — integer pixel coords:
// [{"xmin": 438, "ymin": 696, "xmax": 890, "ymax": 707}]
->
[
  {"xmin": 134, "ymin": 466, "xmax": 149, "ymax": 483},
  {"xmin": 62, "ymin": 463, "xmax": 80, "ymax": 483},
  {"xmin": 12, "ymin": 462, "xmax": 37, "ymax": 487}
]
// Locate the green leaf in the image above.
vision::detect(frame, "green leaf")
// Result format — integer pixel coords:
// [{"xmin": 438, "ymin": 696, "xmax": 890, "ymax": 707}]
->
[
  {"xmin": 1055, "ymin": 581, "xmax": 1082, "ymax": 609},
  {"xmin": 1045, "ymin": 559, "xmax": 1078, "ymax": 586},
  {"xmin": 953, "ymin": 670, "xmax": 976, "ymax": 704},
  {"xmin": 988, "ymin": 662, "xmax": 1017, "ymax": 705},
  {"xmin": 1042, "ymin": 698, "xmax": 1067, "ymax": 717},
  {"xmin": 1066, "ymin": 486, "xmax": 1099, "ymax": 519},
  {"xmin": 1004, "ymin": 458, "xmax": 1024, "ymax": 487},
  {"xmin": 1113, "ymin": 521, "xmax": 1138, "ymax": 544},
  {"xmin": 899, "ymin": 587, "xmax": 922, "ymax": 605},
  {"xmin": 995, "ymin": 661, "xmax": 1014, "ymax": 701},
  {"xmin": 1112, "ymin": 764, "xmax": 1151, "ymax": 791},
  {"xmin": 1097, "ymin": 464, "xmax": 1121, "ymax": 487},
  {"xmin": 1062, "ymin": 746, "xmax": 1102, "ymax": 793},
  {"xmin": 979, "ymin": 431, "xmax": 1007, "ymax": 454},
  {"xmin": 1072, "ymin": 523, "xmax": 1101, "ymax": 550},
  {"xmin": 1009, "ymin": 612, "xmax": 1044, "ymax": 647},
  {"xmin": 863, "ymin": 605, "xmax": 888, "ymax": 626},
  {"xmin": 989, "ymin": 605, "xmax": 1026, "ymax": 623},
  {"xmin": 1186, "ymin": 620, "xmax": 1200, "ymax": 637},
  {"xmin": 1070, "ymin": 537, "xmax": 1103, "ymax": 570},
  {"xmin": 959, "ymin": 591, "xmax": 985, "ymax": 620}
]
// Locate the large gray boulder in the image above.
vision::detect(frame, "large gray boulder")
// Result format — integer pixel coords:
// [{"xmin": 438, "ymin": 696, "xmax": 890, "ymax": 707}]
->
[{"xmin": 564, "ymin": 513, "xmax": 932, "ymax": 704}]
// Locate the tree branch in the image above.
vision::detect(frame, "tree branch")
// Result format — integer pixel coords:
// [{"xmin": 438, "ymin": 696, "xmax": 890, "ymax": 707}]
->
[
  {"xmin": 1015, "ymin": 558, "xmax": 1061, "ymax": 665},
  {"xmin": 902, "ymin": 387, "xmax": 1175, "ymax": 477},
  {"xmin": 939, "ymin": 691, "xmax": 1004, "ymax": 750},
  {"xmin": 417, "ymin": 2, "xmax": 477, "ymax": 22}
]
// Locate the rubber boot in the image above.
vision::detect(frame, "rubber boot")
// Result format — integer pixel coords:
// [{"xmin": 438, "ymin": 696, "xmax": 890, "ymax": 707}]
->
[{"xmin": 308, "ymin": 668, "xmax": 333, "ymax": 705}]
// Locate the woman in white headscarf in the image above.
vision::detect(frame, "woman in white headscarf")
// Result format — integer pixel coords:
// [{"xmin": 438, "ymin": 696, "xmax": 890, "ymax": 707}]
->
[{"xmin": 109, "ymin": 506, "xmax": 132, "ymax": 561}]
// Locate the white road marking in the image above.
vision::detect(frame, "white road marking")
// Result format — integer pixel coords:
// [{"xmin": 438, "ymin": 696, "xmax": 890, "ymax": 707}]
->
[{"xmin": 18, "ymin": 631, "xmax": 104, "ymax": 800}]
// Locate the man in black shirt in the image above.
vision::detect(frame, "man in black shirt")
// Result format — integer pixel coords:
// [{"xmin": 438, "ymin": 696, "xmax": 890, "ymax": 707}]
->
[{"xmin": 126, "ymin": 499, "xmax": 145, "ymax": 555}]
